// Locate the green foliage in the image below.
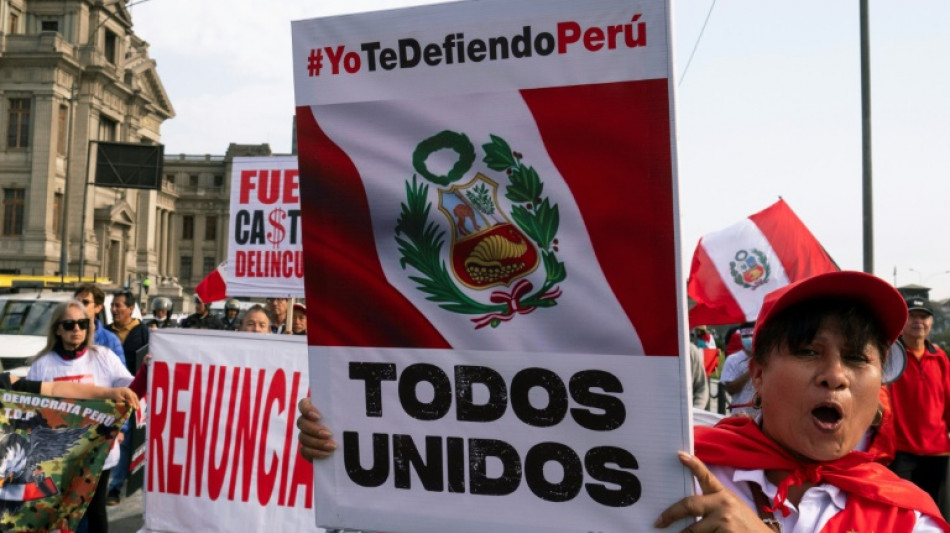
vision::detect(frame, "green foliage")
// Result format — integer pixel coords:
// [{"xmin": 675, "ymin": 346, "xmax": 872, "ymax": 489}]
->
[
  {"xmin": 395, "ymin": 176, "xmax": 502, "ymax": 314},
  {"xmin": 482, "ymin": 134, "xmax": 517, "ymax": 171},
  {"xmin": 395, "ymin": 135, "xmax": 566, "ymax": 326}
]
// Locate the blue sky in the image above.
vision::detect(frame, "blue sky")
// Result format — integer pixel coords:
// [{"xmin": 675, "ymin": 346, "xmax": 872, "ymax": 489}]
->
[{"xmin": 133, "ymin": 0, "xmax": 950, "ymax": 300}]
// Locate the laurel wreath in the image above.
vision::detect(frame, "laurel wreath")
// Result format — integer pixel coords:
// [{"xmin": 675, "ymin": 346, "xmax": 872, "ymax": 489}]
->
[
  {"xmin": 395, "ymin": 133, "xmax": 566, "ymax": 326},
  {"xmin": 730, "ymin": 249, "xmax": 771, "ymax": 289}
]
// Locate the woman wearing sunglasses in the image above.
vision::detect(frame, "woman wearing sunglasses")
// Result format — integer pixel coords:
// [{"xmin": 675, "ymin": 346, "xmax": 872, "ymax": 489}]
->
[{"xmin": 27, "ymin": 300, "xmax": 135, "ymax": 533}]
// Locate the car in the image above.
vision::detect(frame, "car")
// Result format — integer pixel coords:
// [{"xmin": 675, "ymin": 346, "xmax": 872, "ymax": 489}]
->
[
  {"xmin": 0, "ymin": 292, "xmax": 73, "ymax": 376},
  {"xmin": 0, "ymin": 290, "xmax": 144, "ymax": 377}
]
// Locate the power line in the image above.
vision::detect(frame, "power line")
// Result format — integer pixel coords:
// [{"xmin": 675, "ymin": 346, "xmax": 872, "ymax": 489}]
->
[{"xmin": 679, "ymin": 0, "xmax": 717, "ymax": 87}]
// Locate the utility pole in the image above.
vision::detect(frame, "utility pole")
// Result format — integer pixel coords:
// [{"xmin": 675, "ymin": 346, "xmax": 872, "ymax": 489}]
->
[{"xmin": 860, "ymin": 0, "xmax": 873, "ymax": 274}]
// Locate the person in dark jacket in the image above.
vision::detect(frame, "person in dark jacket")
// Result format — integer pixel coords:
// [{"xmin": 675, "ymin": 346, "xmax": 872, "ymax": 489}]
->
[
  {"xmin": 106, "ymin": 289, "xmax": 149, "ymax": 508},
  {"xmin": 221, "ymin": 299, "xmax": 242, "ymax": 331},
  {"xmin": 181, "ymin": 296, "xmax": 224, "ymax": 330}
]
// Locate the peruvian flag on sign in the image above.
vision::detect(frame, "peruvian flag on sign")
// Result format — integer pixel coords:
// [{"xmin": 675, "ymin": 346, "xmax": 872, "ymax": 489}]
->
[
  {"xmin": 292, "ymin": 2, "xmax": 694, "ymax": 532},
  {"xmin": 687, "ymin": 199, "xmax": 839, "ymax": 326},
  {"xmin": 294, "ymin": 2, "xmax": 679, "ymax": 357}
]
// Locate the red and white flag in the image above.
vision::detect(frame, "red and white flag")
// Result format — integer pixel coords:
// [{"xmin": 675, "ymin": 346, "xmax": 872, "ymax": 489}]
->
[
  {"xmin": 194, "ymin": 261, "xmax": 227, "ymax": 303},
  {"xmin": 293, "ymin": 1, "xmax": 680, "ymax": 357},
  {"xmin": 687, "ymin": 199, "xmax": 838, "ymax": 326}
]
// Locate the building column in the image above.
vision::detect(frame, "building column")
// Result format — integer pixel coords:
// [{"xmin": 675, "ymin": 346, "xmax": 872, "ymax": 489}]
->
[{"xmin": 161, "ymin": 209, "xmax": 170, "ymax": 275}]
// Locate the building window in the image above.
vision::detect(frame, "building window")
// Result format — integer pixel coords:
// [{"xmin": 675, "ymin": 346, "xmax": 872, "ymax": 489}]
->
[
  {"xmin": 203, "ymin": 257, "xmax": 215, "ymax": 277},
  {"xmin": 57, "ymin": 105, "xmax": 68, "ymax": 156},
  {"xmin": 53, "ymin": 193, "xmax": 63, "ymax": 237},
  {"xmin": 180, "ymin": 256, "xmax": 193, "ymax": 281},
  {"xmin": 7, "ymin": 99, "xmax": 30, "ymax": 148},
  {"xmin": 2, "ymin": 189, "xmax": 24, "ymax": 236},
  {"xmin": 98, "ymin": 116, "xmax": 117, "ymax": 142},
  {"xmin": 213, "ymin": 175, "xmax": 224, "ymax": 187},
  {"xmin": 104, "ymin": 30, "xmax": 117, "ymax": 64},
  {"xmin": 189, "ymin": 175, "xmax": 198, "ymax": 187},
  {"xmin": 181, "ymin": 215, "xmax": 194, "ymax": 240},
  {"xmin": 41, "ymin": 20, "xmax": 59, "ymax": 32},
  {"xmin": 8, "ymin": 12, "xmax": 19, "ymax": 34},
  {"xmin": 205, "ymin": 216, "xmax": 216, "ymax": 240},
  {"xmin": 165, "ymin": 174, "xmax": 175, "ymax": 184}
]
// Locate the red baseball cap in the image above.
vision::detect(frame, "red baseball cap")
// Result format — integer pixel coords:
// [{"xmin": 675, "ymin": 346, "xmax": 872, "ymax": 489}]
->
[{"xmin": 753, "ymin": 271, "xmax": 907, "ymax": 346}]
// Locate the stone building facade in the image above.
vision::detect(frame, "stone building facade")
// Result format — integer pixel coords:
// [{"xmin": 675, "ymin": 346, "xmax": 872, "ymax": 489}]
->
[
  {"xmin": 163, "ymin": 143, "xmax": 275, "ymax": 297},
  {"xmin": 0, "ymin": 0, "xmax": 174, "ymax": 287}
]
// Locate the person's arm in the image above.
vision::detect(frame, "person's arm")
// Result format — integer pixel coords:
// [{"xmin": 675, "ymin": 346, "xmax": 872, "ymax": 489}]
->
[
  {"xmin": 297, "ymin": 397, "xmax": 337, "ymax": 461},
  {"xmin": 104, "ymin": 328, "xmax": 127, "ymax": 366},
  {"xmin": 37, "ymin": 381, "xmax": 139, "ymax": 410},
  {"xmin": 129, "ymin": 357, "xmax": 150, "ymax": 397},
  {"xmin": 722, "ymin": 372, "xmax": 750, "ymax": 396}
]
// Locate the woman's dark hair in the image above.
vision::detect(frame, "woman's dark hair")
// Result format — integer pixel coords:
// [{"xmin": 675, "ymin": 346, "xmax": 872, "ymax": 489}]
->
[{"xmin": 753, "ymin": 298, "xmax": 890, "ymax": 364}]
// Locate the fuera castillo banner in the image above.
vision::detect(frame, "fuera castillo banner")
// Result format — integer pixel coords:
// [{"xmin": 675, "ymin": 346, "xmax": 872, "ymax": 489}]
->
[{"xmin": 227, "ymin": 156, "xmax": 305, "ymax": 298}]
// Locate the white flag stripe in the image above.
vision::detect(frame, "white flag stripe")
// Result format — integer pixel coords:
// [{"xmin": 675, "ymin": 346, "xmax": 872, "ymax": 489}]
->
[
  {"xmin": 310, "ymin": 91, "xmax": 645, "ymax": 355},
  {"xmin": 700, "ymin": 218, "xmax": 789, "ymax": 322}
]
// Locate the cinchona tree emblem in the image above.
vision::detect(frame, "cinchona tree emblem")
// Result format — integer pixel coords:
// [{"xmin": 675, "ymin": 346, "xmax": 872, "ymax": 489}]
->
[{"xmin": 395, "ymin": 131, "xmax": 566, "ymax": 329}]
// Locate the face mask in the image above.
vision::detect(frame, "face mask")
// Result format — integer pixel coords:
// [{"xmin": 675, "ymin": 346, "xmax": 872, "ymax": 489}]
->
[{"xmin": 741, "ymin": 336, "xmax": 753, "ymax": 353}]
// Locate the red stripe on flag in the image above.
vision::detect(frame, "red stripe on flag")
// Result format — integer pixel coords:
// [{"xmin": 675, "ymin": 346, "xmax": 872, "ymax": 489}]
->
[
  {"xmin": 296, "ymin": 105, "xmax": 449, "ymax": 348},
  {"xmin": 194, "ymin": 264, "xmax": 227, "ymax": 303},
  {"xmin": 687, "ymin": 243, "xmax": 745, "ymax": 326},
  {"xmin": 749, "ymin": 199, "xmax": 838, "ymax": 279},
  {"xmin": 522, "ymin": 80, "xmax": 678, "ymax": 356}
]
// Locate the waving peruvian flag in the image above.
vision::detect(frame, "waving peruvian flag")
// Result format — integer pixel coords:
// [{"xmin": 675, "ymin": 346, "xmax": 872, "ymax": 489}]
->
[{"xmin": 687, "ymin": 199, "xmax": 839, "ymax": 326}]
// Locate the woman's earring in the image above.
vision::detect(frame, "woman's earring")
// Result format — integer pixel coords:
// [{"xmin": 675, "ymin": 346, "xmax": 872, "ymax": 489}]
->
[
  {"xmin": 872, "ymin": 405, "xmax": 884, "ymax": 426},
  {"xmin": 752, "ymin": 393, "xmax": 762, "ymax": 410}
]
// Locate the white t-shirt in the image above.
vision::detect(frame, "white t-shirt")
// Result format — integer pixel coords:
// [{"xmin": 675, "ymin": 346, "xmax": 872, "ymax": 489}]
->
[
  {"xmin": 704, "ymin": 464, "xmax": 943, "ymax": 532},
  {"xmin": 720, "ymin": 350, "xmax": 756, "ymax": 414},
  {"xmin": 27, "ymin": 346, "xmax": 133, "ymax": 470}
]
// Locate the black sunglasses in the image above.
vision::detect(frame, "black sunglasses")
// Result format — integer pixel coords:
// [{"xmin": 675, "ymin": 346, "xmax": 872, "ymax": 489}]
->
[{"xmin": 59, "ymin": 319, "xmax": 90, "ymax": 331}]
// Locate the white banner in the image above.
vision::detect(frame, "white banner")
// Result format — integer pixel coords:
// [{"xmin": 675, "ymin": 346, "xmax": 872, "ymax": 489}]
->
[
  {"xmin": 145, "ymin": 329, "xmax": 320, "ymax": 532},
  {"xmin": 227, "ymin": 156, "xmax": 305, "ymax": 298},
  {"xmin": 311, "ymin": 347, "xmax": 693, "ymax": 533}
]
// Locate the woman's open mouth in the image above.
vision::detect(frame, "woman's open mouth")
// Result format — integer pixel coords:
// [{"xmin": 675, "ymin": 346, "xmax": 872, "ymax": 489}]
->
[{"xmin": 811, "ymin": 403, "xmax": 843, "ymax": 431}]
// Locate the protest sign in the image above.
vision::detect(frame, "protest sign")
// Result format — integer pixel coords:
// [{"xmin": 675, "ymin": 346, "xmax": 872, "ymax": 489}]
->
[
  {"xmin": 144, "ymin": 329, "xmax": 319, "ymax": 532},
  {"xmin": 0, "ymin": 391, "xmax": 129, "ymax": 531},
  {"xmin": 292, "ymin": 0, "xmax": 690, "ymax": 531},
  {"xmin": 227, "ymin": 156, "xmax": 305, "ymax": 298}
]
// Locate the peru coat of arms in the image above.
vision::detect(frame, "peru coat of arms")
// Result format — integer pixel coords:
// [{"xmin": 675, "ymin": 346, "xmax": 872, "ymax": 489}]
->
[{"xmin": 395, "ymin": 131, "xmax": 566, "ymax": 329}]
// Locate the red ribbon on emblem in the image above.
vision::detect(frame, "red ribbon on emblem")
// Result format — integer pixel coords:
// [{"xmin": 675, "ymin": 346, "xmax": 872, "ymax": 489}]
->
[{"xmin": 471, "ymin": 279, "xmax": 562, "ymax": 329}]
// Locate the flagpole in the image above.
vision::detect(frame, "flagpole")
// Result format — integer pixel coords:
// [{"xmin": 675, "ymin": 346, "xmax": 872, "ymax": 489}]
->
[{"xmin": 860, "ymin": 0, "xmax": 873, "ymax": 274}]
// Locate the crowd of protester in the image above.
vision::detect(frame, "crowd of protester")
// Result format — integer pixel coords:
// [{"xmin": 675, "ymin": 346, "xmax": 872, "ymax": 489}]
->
[
  {"xmin": 14, "ymin": 284, "xmax": 306, "ymax": 532},
  {"xmin": 16, "ymin": 276, "xmax": 950, "ymax": 531}
]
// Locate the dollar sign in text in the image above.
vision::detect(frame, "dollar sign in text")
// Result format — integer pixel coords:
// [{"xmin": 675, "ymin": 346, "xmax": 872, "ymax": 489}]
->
[{"xmin": 267, "ymin": 207, "xmax": 287, "ymax": 248}]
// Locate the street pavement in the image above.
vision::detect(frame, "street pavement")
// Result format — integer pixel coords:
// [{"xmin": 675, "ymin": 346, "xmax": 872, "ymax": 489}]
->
[{"xmin": 107, "ymin": 489, "xmax": 144, "ymax": 533}]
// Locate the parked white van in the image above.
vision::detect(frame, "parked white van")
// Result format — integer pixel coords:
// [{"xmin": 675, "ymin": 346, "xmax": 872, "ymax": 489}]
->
[
  {"xmin": 0, "ymin": 290, "xmax": 143, "ymax": 376},
  {"xmin": 0, "ymin": 292, "xmax": 73, "ymax": 375}
]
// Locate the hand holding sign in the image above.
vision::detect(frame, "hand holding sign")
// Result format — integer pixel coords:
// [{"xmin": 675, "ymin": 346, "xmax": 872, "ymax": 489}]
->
[
  {"xmin": 653, "ymin": 452, "xmax": 774, "ymax": 532},
  {"xmin": 297, "ymin": 397, "xmax": 337, "ymax": 461}
]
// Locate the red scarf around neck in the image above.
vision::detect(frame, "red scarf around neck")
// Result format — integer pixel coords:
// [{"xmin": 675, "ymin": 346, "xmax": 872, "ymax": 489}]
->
[{"xmin": 695, "ymin": 417, "xmax": 948, "ymax": 529}]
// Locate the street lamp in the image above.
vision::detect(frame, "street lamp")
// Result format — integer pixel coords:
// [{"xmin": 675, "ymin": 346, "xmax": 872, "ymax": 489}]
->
[{"xmin": 58, "ymin": 84, "xmax": 78, "ymax": 279}]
